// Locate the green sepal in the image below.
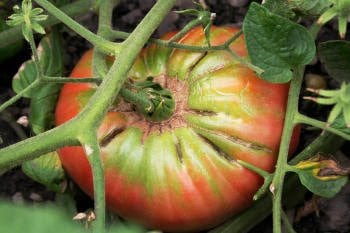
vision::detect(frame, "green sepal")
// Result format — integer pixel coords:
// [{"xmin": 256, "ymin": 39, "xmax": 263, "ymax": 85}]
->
[
  {"xmin": 6, "ymin": 0, "xmax": 48, "ymax": 41},
  {"xmin": 22, "ymin": 151, "xmax": 66, "ymax": 193},
  {"xmin": 132, "ymin": 78, "xmax": 175, "ymax": 122}
]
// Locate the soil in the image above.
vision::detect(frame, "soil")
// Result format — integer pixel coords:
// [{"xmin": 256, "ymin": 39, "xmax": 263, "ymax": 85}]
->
[{"xmin": 0, "ymin": 0, "xmax": 350, "ymax": 233}]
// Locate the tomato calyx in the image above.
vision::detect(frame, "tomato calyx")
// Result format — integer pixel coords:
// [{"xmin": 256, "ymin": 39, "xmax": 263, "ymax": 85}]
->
[
  {"xmin": 122, "ymin": 77, "xmax": 175, "ymax": 122},
  {"xmin": 110, "ymin": 75, "xmax": 189, "ymax": 139}
]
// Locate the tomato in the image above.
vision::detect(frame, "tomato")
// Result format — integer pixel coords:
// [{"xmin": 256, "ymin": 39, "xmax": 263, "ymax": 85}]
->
[{"xmin": 55, "ymin": 26, "xmax": 298, "ymax": 232}]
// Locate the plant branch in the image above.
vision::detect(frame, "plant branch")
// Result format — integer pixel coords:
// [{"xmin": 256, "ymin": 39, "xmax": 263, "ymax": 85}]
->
[
  {"xmin": 92, "ymin": 0, "xmax": 120, "ymax": 78},
  {"xmin": 34, "ymin": 0, "xmax": 118, "ymax": 54},
  {"xmin": 79, "ymin": 132, "xmax": 105, "ymax": 233},
  {"xmin": 78, "ymin": 0, "xmax": 177, "ymax": 126},
  {"xmin": 41, "ymin": 76, "xmax": 102, "ymax": 84},
  {"xmin": 108, "ymin": 29, "xmax": 264, "ymax": 74},
  {"xmin": 0, "ymin": 121, "xmax": 79, "ymax": 173},
  {"xmin": 295, "ymin": 113, "xmax": 350, "ymax": 140},
  {"xmin": 271, "ymin": 66, "xmax": 303, "ymax": 233},
  {"xmin": 0, "ymin": 80, "xmax": 40, "ymax": 112}
]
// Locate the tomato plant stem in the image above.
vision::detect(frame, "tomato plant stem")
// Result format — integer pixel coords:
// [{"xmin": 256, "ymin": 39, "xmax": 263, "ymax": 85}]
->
[
  {"xmin": 92, "ymin": 0, "xmax": 121, "ymax": 78},
  {"xmin": 295, "ymin": 113, "xmax": 350, "ymax": 140},
  {"xmin": 76, "ymin": 0, "xmax": 176, "ymax": 126},
  {"xmin": 0, "ymin": 80, "xmax": 40, "ymax": 112},
  {"xmin": 34, "ymin": 0, "xmax": 118, "ymax": 54},
  {"xmin": 79, "ymin": 133, "xmax": 105, "ymax": 233},
  {"xmin": 272, "ymin": 66, "xmax": 303, "ymax": 233},
  {"xmin": 0, "ymin": 121, "xmax": 79, "ymax": 173}
]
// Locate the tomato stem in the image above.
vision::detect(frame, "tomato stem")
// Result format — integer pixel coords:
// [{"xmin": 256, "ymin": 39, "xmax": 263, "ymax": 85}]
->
[
  {"xmin": 79, "ymin": 134, "xmax": 105, "ymax": 233},
  {"xmin": 295, "ymin": 113, "xmax": 350, "ymax": 140},
  {"xmin": 34, "ymin": 0, "xmax": 119, "ymax": 55},
  {"xmin": 271, "ymin": 66, "xmax": 303, "ymax": 233}
]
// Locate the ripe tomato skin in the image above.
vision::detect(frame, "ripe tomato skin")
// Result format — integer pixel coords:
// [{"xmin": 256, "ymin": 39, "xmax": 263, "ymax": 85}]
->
[{"xmin": 55, "ymin": 26, "xmax": 299, "ymax": 232}]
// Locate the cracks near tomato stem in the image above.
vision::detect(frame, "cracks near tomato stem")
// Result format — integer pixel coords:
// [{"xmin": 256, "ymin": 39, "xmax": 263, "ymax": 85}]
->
[
  {"xmin": 174, "ymin": 140, "xmax": 184, "ymax": 163},
  {"xmin": 112, "ymin": 75, "xmax": 190, "ymax": 141},
  {"xmin": 191, "ymin": 125, "xmax": 272, "ymax": 154},
  {"xmin": 99, "ymin": 127, "xmax": 125, "ymax": 147},
  {"xmin": 197, "ymin": 134, "xmax": 236, "ymax": 163}
]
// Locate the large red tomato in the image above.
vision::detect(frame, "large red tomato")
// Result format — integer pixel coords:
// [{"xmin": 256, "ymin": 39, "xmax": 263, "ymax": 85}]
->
[{"xmin": 55, "ymin": 26, "xmax": 298, "ymax": 232}]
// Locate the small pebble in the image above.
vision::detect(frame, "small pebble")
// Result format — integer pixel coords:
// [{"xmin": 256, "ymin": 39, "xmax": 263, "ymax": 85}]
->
[
  {"xmin": 12, "ymin": 192, "xmax": 24, "ymax": 203},
  {"xmin": 305, "ymin": 73, "xmax": 327, "ymax": 90},
  {"xmin": 228, "ymin": 0, "xmax": 249, "ymax": 7},
  {"xmin": 29, "ymin": 192, "xmax": 43, "ymax": 202}
]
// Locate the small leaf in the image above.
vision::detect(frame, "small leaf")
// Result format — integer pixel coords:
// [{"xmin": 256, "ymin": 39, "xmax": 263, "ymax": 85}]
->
[
  {"xmin": 243, "ymin": 2, "xmax": 316, "ymax": 83},
  {"xmin": 22, "ymin": 23, "xmax": 31, "ymax": 42},
  {"xmin": 292, "ymin": 155, "xmax": 348, "ymax": 198},
  {"xmin": 31, "ymin": 22, "xmax": 45, "ymax": 35},
  {"xmin": 319, "ymin": 40, "xmax": 350, "ymax": 82},
  {"xmin": 12, "ymin": 60, "xmax": 38, "ymax": 97},
  {"xmin": 22, "ymin": 151, "xmax": 66, "ymax": 193}
]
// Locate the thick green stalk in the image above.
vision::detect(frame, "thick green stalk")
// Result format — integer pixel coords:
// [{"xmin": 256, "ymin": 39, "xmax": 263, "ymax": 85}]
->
[
  {"xmin": 0, "ymin": 122, "xmax": 79, "ymax": 172},
  {"xmin": 34, "ymin": 0, "xmax": 117, "ymax": 54},
  {"xmin": 86, "ymin": 1, "xmax": 120, "ymax": 232},
  {"xmin": 0, "ymin": 0, "xmax": 92, "ymax": 49},
  {"xmin": 295, "ymin": 113, "xmax": 350, "ymax": 140},
  {"xmin": 79, "ymin": 132, "xmax": 105, "ymax": 233},
  {"xmin": 272, "ymin": 66, "xmax": 303, "ymax": 233},
  {"xmin": 92, "ymin": 0, "xmax": 120, "ymax": 77},
  {"xmin": 77, "ymin": 0, "xmax": 176, "ymax": 125}
]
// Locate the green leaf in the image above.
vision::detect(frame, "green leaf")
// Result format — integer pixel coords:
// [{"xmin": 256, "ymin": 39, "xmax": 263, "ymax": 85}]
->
[
  {"xmin": 22, "ymin": 151, "xmax": 66, "ymax": 193},
  {"xmin": 243, "ymin": 2, "xmax": 315, "ymax": 83},
  {"xmin": 290, "ymin": 0, "xmax": 331, "ymax": 16},
  {"xmin": 319, "ymin": 40, "xmax": 350, "ymax": 82},
  {"xmin": 331, "ymin": 113, "xmax": 350, "ymax": 136},
  {"xmin": 263, "ymin": 0, "xmax": 296, "ymax": 18},
  {"xmin": 12, "ymin": 29, "xmax": 64, "ymax": 133},
  {"xmin": 292, "ymin": 156, "xmax": 348, "ymax": 198},
  {"xmin": 296, "ymin": 168, "xmax": 347, "ymax": 198},
  {"xmin": 0, "ymin": 202, "xmax": 84, "ymax": 233}
]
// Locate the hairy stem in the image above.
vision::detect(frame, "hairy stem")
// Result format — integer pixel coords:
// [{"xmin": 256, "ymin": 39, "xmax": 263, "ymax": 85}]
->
[
  {"xmin": 78, "ymin": 0, "xmax": 176, "ymax": 125},
  {"xmin": 0, "ymin": 122, "xmax": 79, "ymax": 172},
  {"xmin": 0, "ymin": 80, "xmax": 40, "ymax": 112},
  {"xmin": 272, "ymin": 66, "xmax": 303, "ymax": 233},
  {"xmin": 34, "ymin": 0, "xmax": 118, "ymax": 54},
  {"xmin": 295, "ymin": 113, "xmax": 350, "ymax": 140},
  {"xmin": 80, "ymin": 133, "xmax": 105, "ymax": 233}
]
